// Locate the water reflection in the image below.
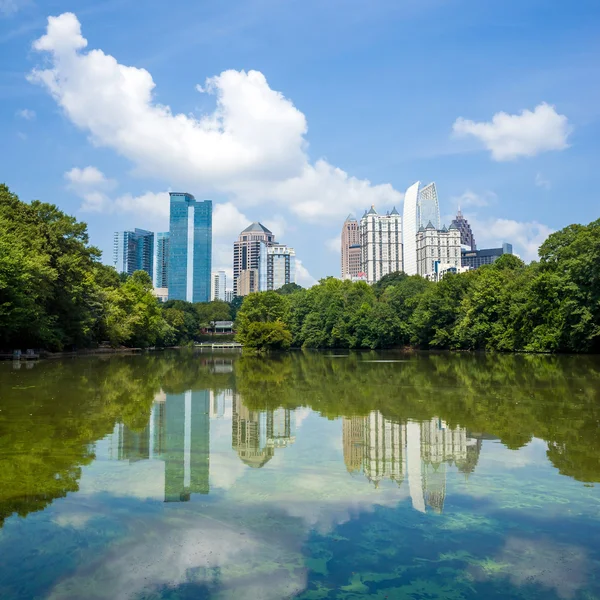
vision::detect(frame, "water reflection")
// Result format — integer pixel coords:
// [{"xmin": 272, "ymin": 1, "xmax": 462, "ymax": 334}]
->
[{"xmin": 1, "ymin": 351, "xmax": 600, "ymax": 599}]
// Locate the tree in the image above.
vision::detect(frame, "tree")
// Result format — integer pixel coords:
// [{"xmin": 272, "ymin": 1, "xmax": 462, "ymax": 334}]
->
[
  {"xmin": 276, "ymin": 282, "xmax": 304, "ymax": 295},
  {"xmin": 235, "ymin": 292, "xmax": 292, "ymax": 351},
  {"xmin": 372, "ymin": 271, "xmax": 408, "ymax": 297}
]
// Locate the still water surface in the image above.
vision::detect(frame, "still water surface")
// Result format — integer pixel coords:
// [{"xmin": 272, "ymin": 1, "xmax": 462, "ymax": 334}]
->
[{"xmin": 1, "ymin": 350, "xmax": 600, "ymax": 599}]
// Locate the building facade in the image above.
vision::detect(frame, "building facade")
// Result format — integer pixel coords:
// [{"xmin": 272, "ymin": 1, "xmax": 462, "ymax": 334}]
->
[
  {"xmin": 341, "ymin": 215, "xmax": 361, "ymax": 279},
  {"xmin": 403, "ymin": 181, "xmax": 441, "ymax": 276},
  {"xmin": 359, "ymin": 206, "xmax": 403, "ymax": 284},
  {"xmin": 168, "ymin": 193, "xmax": 212, "ymax": 303},
  {"xmin": 154, "ymin": 232, "xmax": 169, "ymax": 289},
  {"xmin": 451, "ymin": 209, "xmax": 476, "ymax": 251},
  {"xmin": 233, "ymin": 222, "xmax": 275, "ymax": 296},
  {"xmin": 237, "ymin": 269, "xmax": 259, "ymax": 297},
  {"xmin": 266, "ymin": 244, "xmax": 296, "ymax": 291},
  {"xmin": 211, "ymin": 270, "xmax": 227, "ymax": 301},
  {"xmin": 416, "ymin": 222, "xmax": 461, "ymax": 277},
  {"xmin": 418, "ymin": 182, "xmax": 441, "ymax": 230},
  {"xmin": 461, "ymin": 243, "xmax": 513, "ymax": 270},
  {"xmin": 113, "ymin": 228, "xmax": 154, "ymax": 279}
]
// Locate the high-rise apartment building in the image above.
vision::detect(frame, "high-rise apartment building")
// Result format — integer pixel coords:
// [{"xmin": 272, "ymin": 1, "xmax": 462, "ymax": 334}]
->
[
  {"xmin": 359, "ymin": 206, "xmax": 403, "ymax": 284},
  {"xmin": 461, "ymin": 243, "xmax": 513, "ymax": 270},
  {"xmin": 168, "ymin": 193, "xmax": 212, "ymax": 303},
  {"xmin": 452, "ymin": 209, "xmax": 476, "ymax": 251},
  {"xmin": 416, "ymin": 222, "xmax": 461, "ymax": 277},
  {"xmin": 266, "ymin": 245, "xmax": 296, "ymax": 291},
  {"xmin": 211, "ymin": 270, "xmax": 227, "ymax": 301},
  {"xmin": 403, "ymin": 181, "xmax": 441, "ymax": 276},
  {"xmin": 341, "ymin": 215, "xmax": 361, "ymax": 279},
  {"xmin": 154, "ymin": 232, "xmax": 169, "ymax": 288},
  {"xmin": 233, "ymin": 222, "xmax": 275, "ymax": 296},
  {"xmin": 113, "ymin": 228, "xmax": 154, "ymax": 279}
]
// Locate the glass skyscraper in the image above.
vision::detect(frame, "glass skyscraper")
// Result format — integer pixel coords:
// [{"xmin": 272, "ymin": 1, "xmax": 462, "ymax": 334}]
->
[
  {"xmin": 113, "ymin": 228, "xmax": 154, "ymax": 279},
  {"xmin": 154, "ymin": 232, "xmax": 169, "ymax": 289},
  {"xmin": 168, "ymin": 193, "xmax": 212, "ymax": 303}
]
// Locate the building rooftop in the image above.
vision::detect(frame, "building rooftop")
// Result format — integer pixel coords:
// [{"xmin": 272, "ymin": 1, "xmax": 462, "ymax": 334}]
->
[
  {"xmin": 425, "ymin": 220, "xmax": 436, "ymax": 230},
  {"xmin": 367, "ymin": 205, "xmax": 378, "ymax": 215},
  {"xmin": 241, "ymin": 222, "xmax": 273, "ymax": 234},
  {"xmin": 390, "ymin": 206, "xmax": 400, "ymax": 215},
  {"xmin": 345, "ymin": 214, "xmax": 357, "ymax": 222}
]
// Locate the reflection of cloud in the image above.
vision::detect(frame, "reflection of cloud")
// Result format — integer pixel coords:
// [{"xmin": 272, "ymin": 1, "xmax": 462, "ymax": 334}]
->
[
  {"xmin": 53, "ymin": 512, "xmax": 94, "ymax": 529},
  {"xmin": 294, "ymin": 408, "xmax": 311, "ymax": 429},
  {"xmin": 48, "ymin": 511, "xmax": 307, "ymax": 600},
  {"xmin": 489, "ymin": 536, "xmax": 589, "ymax": 599}
]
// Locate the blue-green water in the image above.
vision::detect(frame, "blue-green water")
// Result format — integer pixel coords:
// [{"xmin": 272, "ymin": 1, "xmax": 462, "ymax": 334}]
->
[{"xmin": 1, "ymin": 351, "xmax": 600, "ymax": 599}]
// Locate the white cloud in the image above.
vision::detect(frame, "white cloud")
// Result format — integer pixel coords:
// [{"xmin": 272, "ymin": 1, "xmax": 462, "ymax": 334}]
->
[
  {"xmin": 453, "ymin": 102, "xmax": 571, "ymax": 161},
  {"xmin": 535, "ymin": 172, "xmax": 551, "ymax": 190},
  {"xmin": 467, "ymin": 213, "xmax": 553, "ymax": 262},
  {"xmin": 451, "ymin": 190, "xmax": 496, "ymax": 209},
  {"xmin": 65, "ymin": 165, "xmax": 114, "ymax": 188},
  {"xmin": 30, "ymin": 13, "xmax": 401, "ymax": 223},
  {"xmin": 296, "ymin": 259, "xmax": 317, "ymax": 288},
  {"xmin": 16, "ymin": 108, "xmax": 35, "ymax": 120},
  {"xmin": 65, "ymin": 166, "xmax": 117, "ymax": 211}
]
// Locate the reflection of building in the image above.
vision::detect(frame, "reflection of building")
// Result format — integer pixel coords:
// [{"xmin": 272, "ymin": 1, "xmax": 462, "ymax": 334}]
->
[
  {"xmin": 342, "ymin": 414, "xmax": 480, "ymax": 514},
  {"xmin": 343, "ymin": 413, "xmax": 404, "ymax": 485},
  {"xmin": 232, "ymin": 396, "xmax": 295, "ymax": 467},
  {"xmin": 209, "ymin": 389, "xmax": 233, "ymax": 418},
  {"xmin": 108, "ymin": 390, "xmax": 210, "ymax": 502}
]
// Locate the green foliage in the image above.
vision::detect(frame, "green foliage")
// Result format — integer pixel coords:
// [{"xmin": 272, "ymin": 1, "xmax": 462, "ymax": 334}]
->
[
  {"xmin": 276, "ymin": 282, "xmax": 304, "ymax": 295},
  {"xmin": 235, "ymin": 291, "xmax": 292, "ymax": 351}
]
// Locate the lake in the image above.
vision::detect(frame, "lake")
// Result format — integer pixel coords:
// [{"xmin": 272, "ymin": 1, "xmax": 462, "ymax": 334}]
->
[{"xmin": 1, "ymin": 350, "xmax": 599, "ymax": 599}]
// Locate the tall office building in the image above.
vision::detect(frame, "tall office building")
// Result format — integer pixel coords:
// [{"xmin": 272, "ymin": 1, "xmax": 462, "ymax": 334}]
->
[
  {"xmin": 113, "ymin": 228, "xmax": 154, "ymax": 278},
  {"xmin": 233, "ymin": 222, "xmax": 275, "ymax": 296},
  {"xmin": 341, "ymin": 215, "xmax": 361, "ymax": 279},
  {"xmin": 168, "ymin": 193, "xmax": 212, "ymax": 303},
  {"xmin": 266, "ymin": 245, "xmax": 296, "ymax": 291},
  {"xmin": 154, "ymin": 232, "xmax": 169, "ymax": 288},
  {"xmin": 452, "ymin": 209, "xmax": 476, "ymax": 251},
  {"xmin": 416, "ymin": 222, "xmax": 461, "ymax": 277},
  {"xmin": 461, "ymin": 243, "xmax": 513, "ymax": 270},
  {"xmin": 403, "ymin": 181, "xmax": 441, "ymax": 276},
  {"xmin": 211, "ymin": 270, "xmax": 227, "ymax": 301},
  {"xmin": 359, "ymin": 206, "xmax": 403, "ymax": 284}
]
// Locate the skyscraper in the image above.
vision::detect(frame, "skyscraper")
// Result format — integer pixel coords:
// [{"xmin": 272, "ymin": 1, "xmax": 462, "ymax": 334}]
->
[
  {"xmin": 403, "ymin": 181, "xmax": 441, "ymax": 276},
  {"xmin": 154, "ymin": 232, "xmax": 169, "ymax": 288},
  {"xmin": 341, "ymin": 215, "xmax": 361, "ymax": 279},
  {"xmin": 233, "ymin": 222, "xmax": 275, "ymax": 296},
  {"xmin": 113, "ymin": 228, "xmax": 154, "ymax": 278},
  {"xmin": 211, "ymin": 270, "xmax": 227, "ymax": 301},
  {"xmin": 417, "ymin": 183, "xmax": 441, "ymax": 231},
  {"xmin": 416, "ymin": 222, "xmax": 461, "ymax": 277},
  {"xmin": 451, "ymin": 209, "xmax": 476, "ymax": 250},
  {"xmin": 168, "ymin": 193, "xmax": 212, "ymax": 303},
  {"xmin": 266, "ymin": 245, "xmax": 296, "ymax": 291},
  {"xmin": 359, "ymin": 206, "xmax": 403, "ymax": 284}
]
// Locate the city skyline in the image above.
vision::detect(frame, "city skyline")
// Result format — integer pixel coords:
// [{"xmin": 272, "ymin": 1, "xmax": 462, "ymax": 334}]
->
[{"xmin": 3, "ymin": 3, "xmax": 594, "ymax": 285}]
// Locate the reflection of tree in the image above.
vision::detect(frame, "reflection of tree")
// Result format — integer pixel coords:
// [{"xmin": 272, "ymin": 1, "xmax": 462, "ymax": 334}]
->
[{"xmin": 234, "ymin": 351, "xmax": 600, "ymax": 483}]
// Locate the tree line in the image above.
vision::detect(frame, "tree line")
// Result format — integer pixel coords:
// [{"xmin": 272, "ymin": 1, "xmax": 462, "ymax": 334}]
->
[
  {"xmin": 0, "ymin": 184, "xmax": 234, "ymax": 351},
  {"xmin": 236, "ymin": 218, "xmax": 600, "ymax": 353}
]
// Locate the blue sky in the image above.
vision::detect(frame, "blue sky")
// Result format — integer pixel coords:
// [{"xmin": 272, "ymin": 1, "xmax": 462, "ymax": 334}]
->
[{"xmin": 1, "ymin": 0, "xmax": 599, "ymax": 285}]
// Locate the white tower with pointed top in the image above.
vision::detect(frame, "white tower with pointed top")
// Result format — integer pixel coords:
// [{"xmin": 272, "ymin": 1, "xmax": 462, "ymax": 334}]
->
[{"xmin": 359, "ymin": 205, "xmax": 403, "ymax": 284}]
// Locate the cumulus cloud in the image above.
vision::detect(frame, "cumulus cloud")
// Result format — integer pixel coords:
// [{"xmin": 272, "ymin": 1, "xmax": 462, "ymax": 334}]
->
[
  {"xmin": 452, "ymin": 190, "xmax": 496, "ymax": 209},
  {"xmin": 16, "ymin": 108, "xmax": 35, "ymax": 120},
  {"xmin": 467, "ymin": 213, "xmax": 553, "ymax": 262},
  {"xmin": 535, "ymin": 172, "xmax": 551, "ymax": 190},
  {"xmin": 326, "ymin": 235, "xmax": 341, "ymax": 254},
  {"xmin": 65, "ymin": 166, "xmax": 117, "ymax": 211},
  {"xmin": 30, "ymin": 13, "xmax": 401, "ymax": 222},
  {"xmin": 453, "ymin": 103, "xmax": 571, "ymax": 161},
  {"xmin": 296, "ymin": 259, "xmax": 318, "ymax": 287}
]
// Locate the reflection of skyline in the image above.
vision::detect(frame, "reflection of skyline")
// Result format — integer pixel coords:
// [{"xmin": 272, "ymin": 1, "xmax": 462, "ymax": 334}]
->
[
  {"xmin": 108, "ymin": 390, "xmax": 210, "ymax": 502},
  {"xmin": 343, "ymin": 413, "xmax": 480, "ymax": 513},
  {"xmin": 232, "ymin": 395, "xmax": 296, "ymax": 468}
]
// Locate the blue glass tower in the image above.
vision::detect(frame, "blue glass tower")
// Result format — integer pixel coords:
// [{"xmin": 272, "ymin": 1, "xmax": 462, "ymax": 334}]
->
[
  {"xmin": 113, "ymin": 228, "xmax": 154, "ymax": 279},
  {"xmin": 168, "ymin": 193, "xmax": 212, "ymax": 302},
  {"xmin": 154, "ymin": 232, "xmax": 169, "ymax": 288}
]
